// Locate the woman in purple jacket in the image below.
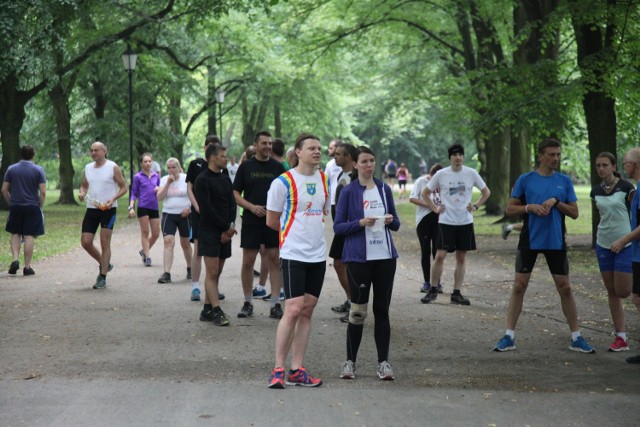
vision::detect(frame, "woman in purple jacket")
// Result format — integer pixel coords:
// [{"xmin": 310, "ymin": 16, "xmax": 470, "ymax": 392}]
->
[
  {"xmin": 128, "ymin": 152, "xmax": 161, "ymax": 266},
  {"xmin": 334, "ymin": 146, "xmax": 400, "ymax": 381}
]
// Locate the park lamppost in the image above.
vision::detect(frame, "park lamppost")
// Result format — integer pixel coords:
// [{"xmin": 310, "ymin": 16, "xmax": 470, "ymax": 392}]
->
[
  {"xmin": 216, "ymin": 88, "xmax": 225, "ymax": 137},
  {"xmin": 122, "ymin": 44, "xmax": 138, "ymax": 194}
]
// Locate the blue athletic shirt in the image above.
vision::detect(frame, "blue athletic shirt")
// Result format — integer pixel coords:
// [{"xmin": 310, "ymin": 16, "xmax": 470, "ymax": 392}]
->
[{"xmin": 512, "ymin": 171, "xmax": 577, "ymax": 251}]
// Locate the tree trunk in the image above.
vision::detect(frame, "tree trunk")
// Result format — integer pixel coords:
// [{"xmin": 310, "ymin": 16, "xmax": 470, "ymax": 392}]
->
[
  {"xmin": 0, "ymin": 75, "xmax": 28, "ymax": 210},
  {"xmin": 274, "ymin": 98, "xmax": 282, "ymax": 138},
  {"xmin": 207, "ymin": 65, "xmax": 217, "ymax": 136},
  {"xmin": 168, "ymin": 86, "xmax": 184, "ymax": 164},
  {"xmin": 49, "ymin": 83, "xmax": 77, "ymax": 204},
  {"xmin": 482, "ymin": 128, "xmax": 511, "ymax": 215},
  {"xmin": 570, "ymin": 0, "xmax": 617, "ymax": 244}
]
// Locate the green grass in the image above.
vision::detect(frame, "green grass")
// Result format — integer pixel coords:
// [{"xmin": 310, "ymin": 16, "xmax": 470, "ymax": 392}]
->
[
  {"xmin": 394, "ymin": 184, "xmax": 593, "ymax": 236},
  {"xmin": 0, "ymin": 190, "xmax": 94, "ymax": 267}
]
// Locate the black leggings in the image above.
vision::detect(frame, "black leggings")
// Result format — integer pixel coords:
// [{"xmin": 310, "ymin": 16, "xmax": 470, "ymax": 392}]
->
[
  {"xmin": 346, "ymin": 258, "xmax": 396, "ymax": 363},
  {"xmin": 416, "ymin": 212, "xmax": 438, "ymax": 283}
]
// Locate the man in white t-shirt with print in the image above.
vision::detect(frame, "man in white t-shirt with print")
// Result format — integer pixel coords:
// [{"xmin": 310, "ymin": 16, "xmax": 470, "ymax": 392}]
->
[
  {"xmin": 266, "ymin": 133, "xmax": 330, "ymax": 389},
  {"xmin": 421, "ymin": 143, "xmax": 490, "ymax": 305}
]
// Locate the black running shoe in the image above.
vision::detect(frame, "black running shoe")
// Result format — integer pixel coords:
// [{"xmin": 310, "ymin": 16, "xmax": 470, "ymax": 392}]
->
[
  {"xmin": 450, "ymin": 292, "xmax": 471, "ymax": 305},
  {"xmin": 339, "ymin": 312, "xmax": 349, "ymax": 323},
  {"xmin": 270, "ymin": 303, "xmax": 284, "ymax": 319},
  {"xmin": 200, "ymin": 309, "xmax": 213, "ymax": 322},
  {"xmin": 253, "ymin": 269, "xmax": 260, "ymax": 277},
  {"xmin": 158, "ymin": 272, "xmax": 171, "ymax": 283},
  {"xmin": 8, "ymin": 260, "xmax": 19, "ymax": 275},
  {"xmin": 23, "ymin": 267, "xmax": 35, "ymax": 276},
  {"xmin": 421, "ymin": 287, "xmax": 438, "ymax": 304},
  {"xmin": 238, "ymin": 301, "xmax": 254, "ymax": 318},
  {"xmin": 212, "ymin": 308, "xmax": 230, "ymax": 326},
  {"xmin": 186, "ymin": 267, "xmax": 192, "ymax": 280}
]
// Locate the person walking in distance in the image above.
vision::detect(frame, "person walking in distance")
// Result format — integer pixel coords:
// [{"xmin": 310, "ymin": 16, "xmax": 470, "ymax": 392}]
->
[
  {"xmin": 2, "ymin": 145, "xmax": 46, "ymax": 276},
  {"xmin": 128, "ymin": 152, "xmax": 161, "ymax": 267},
  {"xmin": 328, "ymin": 142, "xmax": 357, "ymax": 321},
  {"xmin": 193, "ymin": 144, "xmax": 237, "ymax": 326},
  {"xmin": 334, "ymin": 146, "xmax": 401, "ymax": 381},
  {"xmin": 410, "ymin": 163, "xmax": 444, "ymax": 294},
  {"xmin": 156, "ymin": 158, "xmax": 193, "ymax": 285},
  {"xmin": 233, "ymin": 131, "xmax": 286, "ymax": 320},
  {"xmin": 494, "ymin": 138, "xmax": 595, "ymax": 354},
  {"xmin": 610, "ymin": 147, "xmax": 640, "ymax": 364},
  {"xmin": 78, "ymin": 141, "xmax": 128, "ymax": 289},
  {"xmin": 421, "ymin": 144, "xmax": 490, "ymax": 305},
  {"xmin": 266, "ymin": 133, "xmax": 330, "ymax": 389}
]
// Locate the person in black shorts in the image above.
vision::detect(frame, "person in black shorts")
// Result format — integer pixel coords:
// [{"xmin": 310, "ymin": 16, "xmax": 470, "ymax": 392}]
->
[
  {"xmin": 78, "ymin": 142, "xmax": 128, "ymax": 289},
  {"xmin": 186, "ymin": 135, "xmax": 226, "ymax": 301},
  {"xmin": 193, "ymin": 144, "xmax": 237, "ymax": 326},
  {"xmin": 233, "ymin": 131, "xmax": 286, "ymax": 319},
  {"xmin": 2, "ymin": 145, "xmax": 46, "ymax": 276}
]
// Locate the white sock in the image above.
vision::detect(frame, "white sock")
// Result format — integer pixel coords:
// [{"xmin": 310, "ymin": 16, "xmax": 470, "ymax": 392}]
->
[
  {"xmin": 506, "ymin": 224, "xmax": 514, "ymax": 231},
  {"xmin": 617, "ymin": 332, "xmax": 627, "ymax": 341},
  {"xmin": 256, "ymin": 284, "xmax": 266, "ymax": 291},
  {"xmin": 506, "ymin": 330, "xmax": 515, "ymax": 339},
  {"xmin": 571, "ymin": 331, "xmax": 581, "ymax": 341},
  {"xmin": 192, "ymin": 282, "xmax": 199, "ymax": 290}
]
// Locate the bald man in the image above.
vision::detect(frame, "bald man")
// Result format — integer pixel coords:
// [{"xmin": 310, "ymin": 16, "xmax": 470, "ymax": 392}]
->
[{"xmin": 78, "ymin": 141, "xmax": 128, "ymax": 289}]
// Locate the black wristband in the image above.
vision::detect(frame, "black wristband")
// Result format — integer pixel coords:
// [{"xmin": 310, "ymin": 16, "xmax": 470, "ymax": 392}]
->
[{"xmin": 554, "ymin": 199, "xmax": 560, "ymax": 207}]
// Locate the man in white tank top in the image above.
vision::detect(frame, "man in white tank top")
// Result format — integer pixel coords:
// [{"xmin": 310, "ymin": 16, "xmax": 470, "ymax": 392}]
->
[{"xmin": 78, "ymin": 141, "xmax": 128, "ymax": 289}]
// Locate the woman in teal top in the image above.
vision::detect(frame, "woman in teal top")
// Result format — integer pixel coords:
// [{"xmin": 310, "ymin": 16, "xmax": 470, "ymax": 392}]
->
[{"xmin": 590, "ymin": 152, "xmax": 636, "ymax": 352}]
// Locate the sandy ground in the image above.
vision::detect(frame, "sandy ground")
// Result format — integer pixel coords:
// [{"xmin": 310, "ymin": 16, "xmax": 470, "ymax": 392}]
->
[{"xmin": 1, "ymin": 207, "xmax": 639, "ymax": 426}]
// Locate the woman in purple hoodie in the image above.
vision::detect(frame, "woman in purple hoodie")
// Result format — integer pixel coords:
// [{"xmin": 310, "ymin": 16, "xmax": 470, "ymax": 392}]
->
[{"xmin": 334, "ymin": 146, "xmax": 400, "ymax": 381}]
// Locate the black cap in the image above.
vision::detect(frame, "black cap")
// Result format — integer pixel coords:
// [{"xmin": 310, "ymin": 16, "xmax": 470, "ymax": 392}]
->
[{"xmin": 448, "ymin": 143, "xmax": 464, "ymax": 158}]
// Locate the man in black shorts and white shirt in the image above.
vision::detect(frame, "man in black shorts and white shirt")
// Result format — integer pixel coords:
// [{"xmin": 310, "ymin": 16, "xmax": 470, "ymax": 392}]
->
[
  {"xmin": 233, "ymin": 131, "xmax": 286, "ymax": 320},
  {"xmin": 420, "ymin": 143, "xmax": 490, "ymax": 305}
]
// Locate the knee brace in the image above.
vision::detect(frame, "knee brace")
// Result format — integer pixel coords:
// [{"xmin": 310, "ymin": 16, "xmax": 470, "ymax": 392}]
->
[{"xmin": 349, "ymin": 303, "xmax": 368, "ymax": 325}]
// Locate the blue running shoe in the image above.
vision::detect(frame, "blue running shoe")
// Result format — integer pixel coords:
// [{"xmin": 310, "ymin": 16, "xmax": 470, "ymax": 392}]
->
[
  {"xmin": 493, "ymin": 335, "xmax": 516, "ymax": 352},
  {"xmin": 279, "ymin": 290, "xmax": 285, "ymax": 301},
  {"xmin": 191, "ymin": 288, "xmax": 201, "ymax": 301},
  {"xmin": 420, "ymin": 282, "xmax": 431, "ymax": 293},
  {"xmin": 570, "ymin": 336, "xmax": 595, "ymax": 353},
  {"xmin": 252, "ymin": 286, "xmax": 267, "ymax": 298}
]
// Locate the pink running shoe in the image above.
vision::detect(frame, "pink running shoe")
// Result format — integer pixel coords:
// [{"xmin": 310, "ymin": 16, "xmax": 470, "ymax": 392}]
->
[
  {"xmin": 286, "ymin": 366, "xmax": 323, "ymax": 387},
  {"xmin": 268, "ymin": 367, "xmax": 285, "ymax": 389},
  {"xmin": 608, "ymin": 336, "xmax": 629, "ymax": 352}
]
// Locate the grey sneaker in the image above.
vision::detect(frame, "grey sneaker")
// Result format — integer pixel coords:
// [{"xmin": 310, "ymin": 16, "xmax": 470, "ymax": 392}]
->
[
  {"xmin": 144, "ymin": 257, "xmax": 152, "ymax": 267},
  {"xmin": 501, "ymin": 223, "xmax": 512, "ymax": 240},
  {"xmin": 238, "ymin": 302, "xmax": 254, "ymax": 318},
  {"xmin": 377, "ymin": 361, "xmax": 395, "ymax": 381},
  {"xmin": 158, "ymin": 272, "xmax": 171, "ymax": 283},
  {"xmin": 93, "ymin": 275, "xmax": 107, "ymax": 289},
  {"xmin": 340, "ymin": 360, "xmax": 356, "ymax": 379},
  {"xmin": 331, "ymin": 300, "xmax": 351, "ymax": 314}
]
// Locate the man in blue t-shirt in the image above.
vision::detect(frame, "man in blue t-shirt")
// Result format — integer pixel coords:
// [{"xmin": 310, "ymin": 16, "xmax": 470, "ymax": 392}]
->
[
  {"xmin": 610, "ymin": 147, "xmax": 640, "ymax": 364},
  {"xmin": 2, "ymin": 145, "xmax": 47, "ymax": 276},
  {"xmin": 493, "ymin": 138, "xmax": 595, "ymax": 354}
]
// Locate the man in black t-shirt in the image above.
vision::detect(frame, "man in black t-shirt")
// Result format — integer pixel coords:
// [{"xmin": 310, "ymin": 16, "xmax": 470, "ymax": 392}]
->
[{"xmin": 233, "ymin": 131, "xmax": 286, "ymax": 319}]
